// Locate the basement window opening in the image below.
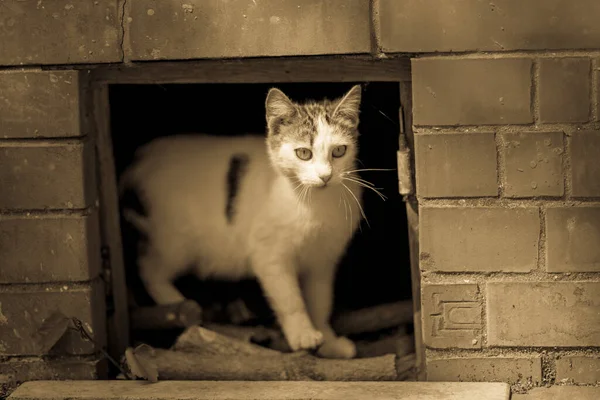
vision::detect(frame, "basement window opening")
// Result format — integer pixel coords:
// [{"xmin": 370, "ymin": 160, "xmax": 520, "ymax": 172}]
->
[{"xmin": 103, "ymin": 80, "xmax": 417, "ymax": 381}]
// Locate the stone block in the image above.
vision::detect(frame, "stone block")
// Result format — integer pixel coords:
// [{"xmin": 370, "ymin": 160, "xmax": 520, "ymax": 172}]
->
[
  {"xmin": 0, "ymin": 1, "xmax": 121, "ymax": 66},
  {"xmin": 539, "ymin": 58, "xmax": 591, "ymax": 123},
  {"xmin": 0, "ymin": 357, "xmax": 104, "ymax": 383},
  {"xmin": 427, "ymin": 356, "xmax": 542, "ymax": 384},
  {"xmin": 555, "ymin": 356, "xmax": 600, "ymax": 384},
  {"xmin": 127, "ymin": 0, "xmax": 371, "ymax": 60},
  {"xmin": 546, "ymin": 206, "xmax": 600, "ymax": 272},
  {"xmin": 0, "ymin": 212, "xmax": 101, "ymax": 283},
  {"xmin": 421, "ymin": 284, "xmax": 483, "ymax": 349},
  {"xmin": 412, "ymin": 58, "xmax": 533, "ymax": 125},
  {"xmin": 487, "ymin": 281, "xmax": 600, "ymax": 347},
  {"xmin": 512, "ymin": 386, "xmax": 600, "ymax": 400},
  {"xmin": 570, "ymin": 131, "xmax": 600, "ymax": 197},
  {"xmin": 0, "ymin": 141, "xmax": 95, "ymax": 210},
  {"xmin": 0, "ymin": 71, "xmax": 81, "ymax": 138},
  {"xmin": 0, "ymin": 282, "xmax": 106, "ymax": 356},
  {"xmin": 380, "ymin": 0, "xmax": 600, "ymax": 52},
  {"xmin": 415, "ymin": 133, "xmax": 498, "ymax": 198},
  {"xmin": 501, "ymin": 131, "xmax": 564, "ymax": 197},
  {"xmin": 420, "ymin": 207, "xmax": 540, "ymax": 272}
]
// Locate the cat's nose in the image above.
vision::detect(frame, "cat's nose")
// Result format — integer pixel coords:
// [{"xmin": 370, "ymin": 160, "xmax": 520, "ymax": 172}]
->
[{"xmin": 319, "ymin": 174, "xmax": 332, "ymax": 184}]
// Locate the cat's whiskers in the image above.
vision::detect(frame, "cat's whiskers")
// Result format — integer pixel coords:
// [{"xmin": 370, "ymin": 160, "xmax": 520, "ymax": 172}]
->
[
  {"xmin": 343, "ymin": 168, "xmax": 396, "ymax": 174},
  {"xmin": 341, "ymin": 182, "xmax": 369, "ymax": 229},
  {"xmin": 342, "ymin": 176, "xmax": 387, "ymax": 201}
]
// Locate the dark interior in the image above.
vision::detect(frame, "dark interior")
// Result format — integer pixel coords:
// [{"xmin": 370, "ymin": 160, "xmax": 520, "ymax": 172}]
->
[{"xmin": 108, "ymin": 82, "xmax": 412, "ymax": 348}]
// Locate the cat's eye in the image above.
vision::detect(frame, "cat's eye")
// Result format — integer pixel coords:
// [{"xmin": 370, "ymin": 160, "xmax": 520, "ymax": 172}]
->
[
  {"xmin": 332, "ymin": 145, "xmax": 347, "ymax": 158},
  {"xmin": 295, "ymin": 148, "xmax": 313, "ymax": 161}
]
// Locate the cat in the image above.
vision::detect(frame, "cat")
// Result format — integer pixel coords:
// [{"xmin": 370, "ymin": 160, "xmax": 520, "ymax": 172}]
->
[{"xmin": 119, "ymin": 85, "xmax": 365, "ymax": 359}]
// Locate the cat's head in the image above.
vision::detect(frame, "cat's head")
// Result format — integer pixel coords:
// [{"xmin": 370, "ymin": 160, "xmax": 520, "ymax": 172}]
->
[{"xmin": 264, "ymin": 85, "xmax": 361, "ymax": 189}]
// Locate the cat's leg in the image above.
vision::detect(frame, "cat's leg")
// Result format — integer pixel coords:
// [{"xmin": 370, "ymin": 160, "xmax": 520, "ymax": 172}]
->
[
  {"xmin": 138, "ymin": 249, "xmax": 186, "ymax": 305},
  {"xmin": 252, "ymin": 257, "xmax": 323, "ymax": 351},
  {"xmin": 301, "ymin": 268, "xmax": 357, "ymax": 359}
]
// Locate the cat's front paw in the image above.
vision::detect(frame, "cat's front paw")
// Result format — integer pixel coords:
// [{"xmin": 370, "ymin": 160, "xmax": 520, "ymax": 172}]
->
[
  {"xmin": 316, "ymin": 336, "xmax": 356, "ymax": 359},
  {"xmin": 286, "ymin": 328, "xmax": 324, "ymax": 351}
]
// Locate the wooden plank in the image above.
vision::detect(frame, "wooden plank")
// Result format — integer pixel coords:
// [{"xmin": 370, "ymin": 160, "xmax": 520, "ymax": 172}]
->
[
  {"xmin": 89, "ymin": 56, "xmax": 411, "ymax": 84},
  {"xmin": 91, "ymin": 84, "xmax": 130, "ymax": 361},
  {"xmin": 9, "ymin": 380, "xmax": 511, "ymax": 400}
]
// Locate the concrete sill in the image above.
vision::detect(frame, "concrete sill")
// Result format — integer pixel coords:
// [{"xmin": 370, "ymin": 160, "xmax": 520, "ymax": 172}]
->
[{"xmin": 8, "ymin": 380, "xmax": 510, "ymax": 400}]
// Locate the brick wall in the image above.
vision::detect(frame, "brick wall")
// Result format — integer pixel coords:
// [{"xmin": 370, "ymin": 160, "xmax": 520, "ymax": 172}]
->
[{"xmin": 1, "ymin": 0, "xmax": 599, "ymax": 391}]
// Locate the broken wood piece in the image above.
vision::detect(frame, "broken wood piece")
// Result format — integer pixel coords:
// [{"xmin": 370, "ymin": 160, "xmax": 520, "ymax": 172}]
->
[
  {"xmin": 355, "ymin": 333, "xmax": 415, "ymax": 358},
  {"xmin": 173, "ymin": 326, "xmax": 280, "ymax": 356},
  {"xmin": 395, "ymin": 353, "xmax": 417, "ymax": 380},
  {"xmin": 332, "ymin": 300, "xmax": 413, "ymax": 336},
  {"xmin": 129, "ymin": 300, "xmax": 202, "ymax": 331},
  {"xmin": 130, "ymin": 345, "xmax": 397, "ymax": 381}
]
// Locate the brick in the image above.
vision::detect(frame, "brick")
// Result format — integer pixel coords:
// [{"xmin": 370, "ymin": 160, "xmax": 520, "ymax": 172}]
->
[
  {"xmin": 546, "ymin": 207, "xmax": 600, "ymax": 272},
  {"xmin": 556, "ymin": 356, "xmax": 600, "ymax": 384},
  {"xmin": 127, "ymin": 0, "xmax": 371, "ymax": 61},
  {"xmin": 0, "ymin": 213, "xmax": 101, "ymax": 283},
  {"xmin": 420, "ymin": 207, "xmax": 539, "ymax": 273},
  {"xmin": 570, "ymin": 131, "xmax": 600, "ymax": 197},
  {"xmin": 0, "ymin": 282, "xmax": 105, "ymax": 356},
  {"xmin": 512, "ymin": 386, "xmax": 600, "ymax": 400},
  {"xmin": 539, "ymin": 58, "xmax": 591, "ymax": 123},
  {"xmin": 0, "ymin": 71, "xmax": 81, "ymax": 139},
  {"xmin": 421, "ymin": 284, "xmax": 482, "ymax": 349},
  {"xmin": 415, "ymin": 133, "xmax": 498, "ymax": 198},
  {"xmin": 380, "ymin": 0, "xmax": 600, "ymax": 53},
  {"xmin": 0, "ymin": 357, "xmax": 105, "ymax": 382},
  {"xmin": 0, "ymin": 1, "xmax": 121, "ymax": 66},
  {"xmin": 0, "ymin": 141, "xmax": 95, "ymax": 210},
  {"xmin": 487, "ymin": 281, "xmax": 600, "ymax": 347},
  {"xmin": 427, "ymin": 357, "xmax": 542, "ymax": 384},
  {"xmin": 412, "ymin": 58, "xmax": 533, "ymax": 126},
  {"xmin": 502, "ymin": 132, "xmax": 564, "ymax": 198}
]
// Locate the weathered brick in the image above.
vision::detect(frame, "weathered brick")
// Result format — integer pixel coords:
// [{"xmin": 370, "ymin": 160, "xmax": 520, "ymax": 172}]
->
[
  {"xmin": 556, "ymin": 356, "xmax": 600, "ymax": 384},
  {"xmin": 380, "ymin": 0, "xmax": 600, "ymax": 52},
  {"xmin": 0, "ymin": 357, "xmax": 105, "ymax": 383},
  {"xmin": 427, "ymin": 357, "xmax": 542, "ymax": 384},
  {"xmin": 539, "ymin": 58, "xmax": 591, "ymax": 123},
  {"xmin": 546, "ymin": 207, "xmax": 600, "ymax": 272},
  {"xmin": 512, "ymin": 386, "xmax": 600, "ymax": 400},
  {"xmin": 412, "ymin": 58, "xmax": 533, "ymax": 126},
  {"xmin": 0, "ymin": 141, "xmax": 95, "ymax": 210},
  {"xmin": 502, "ymin": 132, "xmax": 564, "ymax": 197},
  {"xmin": 570, "ymin": 131, "xmax": 600, "ymax": 197},
  {"xmin": 415, "ymin": 133, "xmax": 498, "ymax": 198},
  {"xmin": 487, "ymin": 281, "xmax": 600, "ymax": 347},
  {"xmin": 420, "ymin": 207, "xmax": 539, "ymax": 272},
  {"xmin": 127, "ymin": 0, "xmax": 371, "ymax": 60},
  {"xmin": 421, "ymin": 284, "xmax": 482, "ymax": 349},
  {"xmin": 0, "ymin": 282, "xmax": 105, "ymax": 356},
  {"xmin": 0, "ymin": 1, "xmax": 121, "ymax": 66},
  {"xmin": 0, "ymin": 213, "xmax": 101, "ymax": 283},
  {"xmin": 0, "ymin": 71, "xmax": 81, "ymax": 139}
]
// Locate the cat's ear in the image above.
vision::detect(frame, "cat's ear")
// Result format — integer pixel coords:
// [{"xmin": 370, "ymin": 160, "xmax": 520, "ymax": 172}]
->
[
  {"xmin": 266, "ymin": 88, "xmax": 297, "ymax": 129},
  {"xmin": 332, "ymin": 84, "xmax": 362, "ymax": 127}
]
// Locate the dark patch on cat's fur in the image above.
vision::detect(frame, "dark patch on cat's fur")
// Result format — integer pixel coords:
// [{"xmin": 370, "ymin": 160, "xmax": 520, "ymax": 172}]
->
[{"xmin": 225, "ymin": 153, "xmax": 250, "ymax": 224}]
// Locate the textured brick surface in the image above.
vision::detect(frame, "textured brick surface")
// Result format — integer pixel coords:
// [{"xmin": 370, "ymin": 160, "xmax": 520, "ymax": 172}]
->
[
  {"xmin": 487, "ymin": 281, "xmax": 600, "ymax": 347},
  {"xmin": 380, "ymin": 0, "xmax": 600, "ymax": 52},
  {"xmin": 127, "ymin": 0, "xmax": 371, "ymax": 60},
  {"xmin": 502, "ymin": 132, "xmax": 564, "ymax": 197},
  {"xmin": 0, "ymin": 282, "xmax": 105, "ymax": 356},
  {"xmin": 0, "ymin": 357, "xmax": 104, "ymax": 383},
  {"xmin": 0, "ymin": 213, "xmax": 101, "ymax": 283},
  {"xmin": 546, "ymin": 207, "xmax": 600, "ymax": 272},
  {"xmin": 0, "ymin": 141, "xmax": 95, "ymax": 210},
  {"xmin": 570, "ymin": 131, "xmax": 600, "ymax": 197},
  {"xmin": 427, "ymin": 357, "xmax": 542, "ymax": 384},
  {"xmin": 421, "ymin": 284, "xmax": 482, "ymax": 349},
  {"xmin": 420, "ymin": 207, "xmax": 539, "ymax": 272},
  {"xmin": 539, "ymin": 58, "xmax": 591, "ymax": 123},
  {"xmin": 512, "ymin": 386, "xmax": 600, "ymax": 400},
  {"xmin": 556, "ymin": 356, "xmax": 600, "ymax": 384},
  {"xmin": 0, "ymin": 71, "xmax": 81, "ymax": 139},
  {"xmin": 0, "ymin": 1, "xmax": 121, "ymax": 66},
  {"xmin": 415, "ymin": 133, "xmax": 498, "ymax": 198},
  {"xmin": 412, "ymin": 58, "xmax": 533, "ymax": 125}
]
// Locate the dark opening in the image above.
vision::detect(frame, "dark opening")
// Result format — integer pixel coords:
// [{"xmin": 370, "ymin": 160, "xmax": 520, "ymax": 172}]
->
[{"xmin": 108, "ymin": 82, "xmax": 412, "ymax": 351}]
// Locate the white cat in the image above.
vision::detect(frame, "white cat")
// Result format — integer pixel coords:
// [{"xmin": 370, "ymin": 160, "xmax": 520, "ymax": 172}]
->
[{"xmin": 120, "ymin": 85, "xmax": 365, "ymax": 359}]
